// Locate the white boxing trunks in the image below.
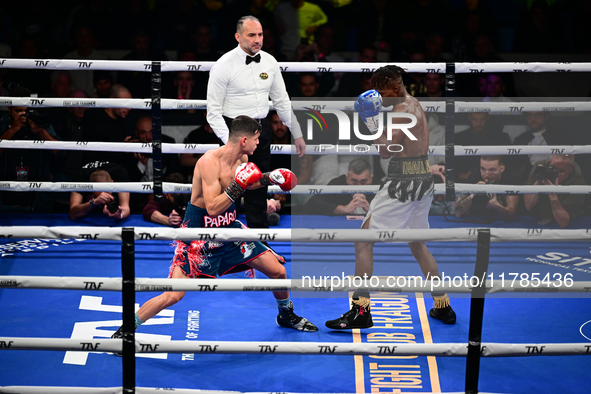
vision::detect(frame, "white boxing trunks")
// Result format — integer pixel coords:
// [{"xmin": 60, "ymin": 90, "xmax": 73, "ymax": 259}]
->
[
  {"xmin": 362, "ymin": 179, "xmax": 433, "ymax": 230},
  {"xmin": 362, "ymin": 155, "xmax": 434, "ymax": 230}
]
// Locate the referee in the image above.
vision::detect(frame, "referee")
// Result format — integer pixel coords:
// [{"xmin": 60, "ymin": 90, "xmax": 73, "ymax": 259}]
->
[{"xmin": 207, "ymin": 15, "xmax": 305, "ymax": 231}]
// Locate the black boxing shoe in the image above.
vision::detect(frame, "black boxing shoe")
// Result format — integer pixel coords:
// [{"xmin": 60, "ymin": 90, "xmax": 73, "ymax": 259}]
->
[
  {"xmin": 277, "ymin": 302, "xmax": 318, "ymax": 332},
  {"xmin": 325, "ymin": 302, "xmax": 373, "ymax": 330},
  {"xmin": 429, "ymin": 305, "xmax": 456, "ymax": 324},
  {"xmin": 111, "ymin": 326, "xmax": 124, "ymax": 356}
]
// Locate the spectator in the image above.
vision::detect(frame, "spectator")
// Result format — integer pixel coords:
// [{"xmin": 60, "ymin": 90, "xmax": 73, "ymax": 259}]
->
[
  {"xmin": 513, "ymin": 111, "xmax": 562, "ymax": 181},
  {"xmin": 513, "ymin": 0, "xmax": 563, "ymax": 54},
  {"xmin": 360, "ymin": 74, "xmax": 373, "ymax": 92},
  {"xmin": 483, "ymin": 73, "xmax": 512, "ymax": 101},
  {"xmin": 48, "ymin": 71, "xmax": 72, "ymax": 98},
  {"xmin": 305, "ymin": 158, "xmax": 377, "ymax": 215},
  {"xmin": 0, "ymin": 87, "xmax": 60, "ymax": 212},
  {"xmin": 573, "ymin": 0, "xmax": 591, "ymax": 53},
  {"xmin": 142, "ymin": 172, "xmax": 186, "ymax": 227},
  {"xmin": 269, "ymin": 111, "xmax": 292, "ymax": 170},
  {"xmin": 312, "ymin": 24, "xmax": 344, "ymax": 96},
  {"xmin": 337, "ymin": 45, "xmax": 377, "ymax": 97},
  {"xmin": 51, "ymin": 89, "xmax": 89, "ymax": 182},
  {"xmin": 176, "ymin": 24, "xmax": 218, "ymax": 104},
  {"xmin": 471, "ymin": 33, "xmax": 503, "ymax": 63},
  {"xmin": 274, "ymin": 0, "xmax": 328, "ymax": 60},
  {"xmin": 262, "ymin": 26, "xmax": 287, "ymax": 61},
  {"xmin": 92, "ymin": 70, "xmax": 113, "ymax": 99},
  {"xmin": 180, "ymin": 23, "xmax": 219, "ymax": 61},
  {"xmin": 161, "ymin": 0, "xmax": 204, "ymax": 51},
  {"xmin": 416, "ymin": 73, "xmax": 445, "ymax": 98},
  {"xmin": 164, "ymin": 71, "xmax": 203, "ymax": 124},
  {"xmin": 117, "ymin": 0, "xmax": 157, "ymax": 47},
  {"xmin": 67, "ymin": 0, "xmax": 120, "ymax": 49},
  {"xmin": 427, "ymin": 113, "xmax": 445, "ymax": 166},
  {"xmin": 172, "ymin": 71, "xmax": 196, "ymax": 101},
  {"xmin": 454, "ymin": 155, "xmax": 519, "ymax": 221},
  {"xmin": 297, "ymin": 72, "xmax": 320, "ymax": 97},
  {"xmin": 524, "ymin": 154, "xmax": 586, "ymax": 228},
  {"xmin": 9, "ymin": 37, "xmax": 50, "ymax": 94},
  {"xmin": 357, "ymin": 0, "xmax": 395, "ymax": 55},
  {"xmin": 64, "ymin": 26, "xmax": 107, "ymax": 96},
  {"xmin": 424, "ymin": 33, "xmax": 445, "ymax": 62},
  {"xmin": 268, "ymin": 111, "xmax": 293, "ymax": 212},
  {"xmin": 179, "ymin": 111, "xmax": 221, "ymax": 178},
  {"xmin": 82, "ymin": 84, "xmax": 133, "ymax": 165},
  {"xmin": 69, "ymin": 162, "xmax": 131, "ymax": 221},
  {"xmin": 455, "ymin": 112, "xmax": 511, "ymax": 180},
  {"xmin": 119, "ymin": 28, "xmax": 167, "ymax": 99},
  {"xmin": 123, "ymin": 116, "xmax": 180, "ymax": 182}
]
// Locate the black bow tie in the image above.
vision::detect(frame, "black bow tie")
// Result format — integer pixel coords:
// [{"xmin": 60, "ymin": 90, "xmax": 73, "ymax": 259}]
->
[{"xmin": 246, "ymin": 54, "xmax": 261, "ymax": 65}]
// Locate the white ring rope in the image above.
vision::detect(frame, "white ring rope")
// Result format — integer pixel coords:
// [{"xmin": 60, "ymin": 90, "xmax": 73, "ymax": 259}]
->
[
  {"xmin": 3, "ymin": 58, "xmax": 591, "ymax": 73},
  {"xmin": 0, "ymin": 337, "xmax": 589, "ymax": 357},
  {"xmin": 1, "ymin": 226, "xmax": 590, "ymax": 243},
  {"xmin": 3, "ymin": 139, "xmax": 591, "ymax": 157},
  {"xmin": 1, "ymin": 181, "xmax": 590, "ymax": 195},
  {"xmin": 6, "ymin": 97, "xmax": 591, "ymax": 114},
  {"xmin": 1, "ymin": 276, "xmax": 589, "ymax": 294}
]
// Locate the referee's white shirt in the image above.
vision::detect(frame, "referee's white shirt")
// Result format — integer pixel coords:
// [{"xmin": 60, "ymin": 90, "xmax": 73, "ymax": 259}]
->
[{"xmin": 206, "ymin": 44, "xmax": 302, "ymax": 144}]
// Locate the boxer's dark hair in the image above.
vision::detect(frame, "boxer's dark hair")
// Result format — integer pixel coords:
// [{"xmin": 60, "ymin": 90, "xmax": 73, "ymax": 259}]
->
[
  {"xmin": 230, "ymin": 115, "xmax": 261, "ymax": 140},
  {"xmin": 371, "ymin": 65, "xmax": 405, "ymax": 89}
]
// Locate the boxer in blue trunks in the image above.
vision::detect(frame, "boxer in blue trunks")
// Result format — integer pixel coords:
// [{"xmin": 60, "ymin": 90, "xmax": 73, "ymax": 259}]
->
[{"xmin": 112, "ymin": 116, "xmax": 317, "ymax": 344}]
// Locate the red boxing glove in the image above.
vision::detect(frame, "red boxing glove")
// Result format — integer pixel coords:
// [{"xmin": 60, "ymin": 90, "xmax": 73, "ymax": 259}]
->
[
  {"xmin": 262, "ymin": 168, "xmax": 297, "ymax": 191},
  {"xmin": 235, "ymin": 162, "xmax": 263, "ymax": 189},
  {"xmin": 225, "ymin": 162, "xmax": 263, "ymax": 202}
]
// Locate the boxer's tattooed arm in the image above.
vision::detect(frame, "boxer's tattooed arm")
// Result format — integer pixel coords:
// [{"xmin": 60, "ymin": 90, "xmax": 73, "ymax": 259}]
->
[{"xmin": 454, "ymin": 194, "xmax": 473, "ymax": 217}]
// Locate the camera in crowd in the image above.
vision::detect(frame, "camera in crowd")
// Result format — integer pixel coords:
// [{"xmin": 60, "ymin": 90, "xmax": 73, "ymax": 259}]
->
[
  {"xmin": 471, "ymin": 180, "xmax": 496, "ymax": 210},
  {"xmin": 174, "ymin": 194, "xmax": 191, "ymax": 220},
  {"xmin": 534, "ymin": 164, "xmax": 559, "ymax": 183},
  {"xmin": 106, "ymin": 194, "xmax": 119, "ymax": 214},
  {"xmin": 24, "ymin": 108, "xmax": 51, "ymax": 129}
]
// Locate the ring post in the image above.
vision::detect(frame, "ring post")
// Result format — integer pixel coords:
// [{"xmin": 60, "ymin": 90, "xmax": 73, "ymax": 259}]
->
[
  {"xmin": 151, "ymin": 61, "xmax": 163, "ymax": 202},
  {"xmin": 444, "ymin": 62, "xmax": 456, "ymax": 202},
  {"xmin": 465, "ymin": 228, "xmax": 491, "ymax": 394},
  {"xmin": 122, "ymin": 228, "xmax": 136, "ymax": 393}
]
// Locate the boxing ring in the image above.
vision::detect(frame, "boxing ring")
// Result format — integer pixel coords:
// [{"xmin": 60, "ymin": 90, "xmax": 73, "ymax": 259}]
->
[{"xmin": 1, "ymin": 59, "xmax": 591, "ymax": 393}]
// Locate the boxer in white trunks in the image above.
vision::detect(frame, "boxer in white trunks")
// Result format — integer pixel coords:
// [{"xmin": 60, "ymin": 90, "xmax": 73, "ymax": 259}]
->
[{"xmin": 326, "ymin": 65, "xmax": 456, "ymax": 329}]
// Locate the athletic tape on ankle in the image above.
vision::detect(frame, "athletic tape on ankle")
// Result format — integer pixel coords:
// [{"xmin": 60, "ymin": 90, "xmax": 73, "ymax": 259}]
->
[
  {"xmin": 433, "ymin": 293, "xmax": 450, "ymax": 309},
  {"xmin": 353, "ymin": 297, "xmax": 371, "ymax": 309}
]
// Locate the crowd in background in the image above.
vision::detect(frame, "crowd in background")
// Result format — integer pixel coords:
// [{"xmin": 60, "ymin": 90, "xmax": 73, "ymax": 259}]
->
[{"xmin": 0, "ymin": 0, "xmax": 590, "ymax": 227}]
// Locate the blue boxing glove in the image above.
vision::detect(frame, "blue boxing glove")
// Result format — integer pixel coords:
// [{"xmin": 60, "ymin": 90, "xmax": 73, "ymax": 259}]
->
[{"xmin": 354, "ymin": 89, "xmax": 383, "ymax": 134}]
